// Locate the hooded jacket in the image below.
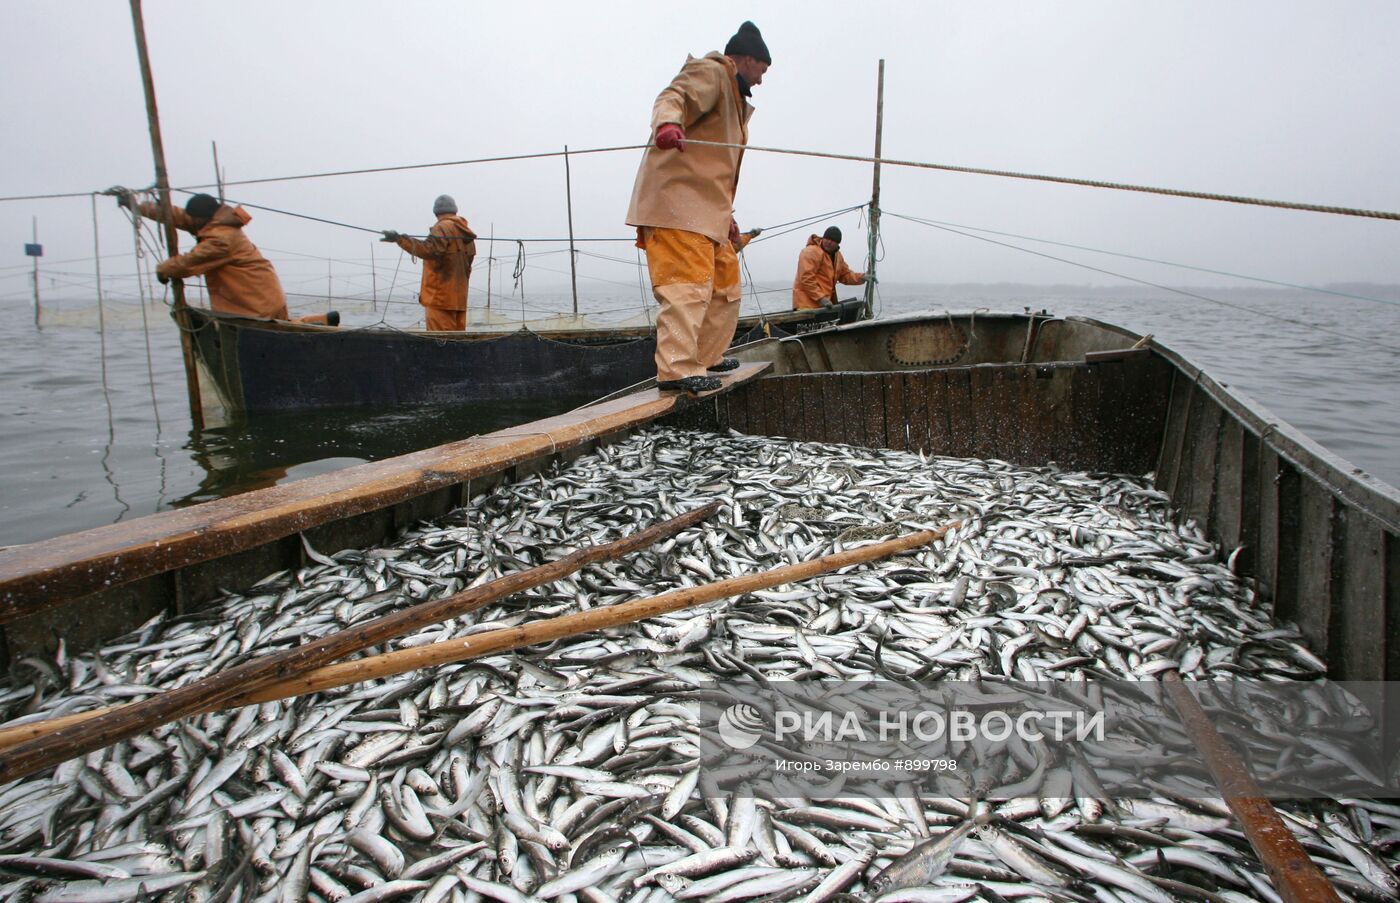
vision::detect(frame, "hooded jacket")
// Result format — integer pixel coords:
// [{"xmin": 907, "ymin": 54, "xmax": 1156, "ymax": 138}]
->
[
  {"xmin": 792, "ymin": 234, "xmax": 864, "ymax": 310},
  {"xmin": 140, "ymin": 202, "xmax": 289, "ymax": 320},
  {"xmin": 626, "ymin": 52, "xmax": 753, "ymax": 245},
  {"xmin": 395, "ymin": 214, "xmax": 477, "ymax": 312}
]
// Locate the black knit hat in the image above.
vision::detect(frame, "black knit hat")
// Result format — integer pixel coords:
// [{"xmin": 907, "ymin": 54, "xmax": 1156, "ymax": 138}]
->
[
  {"xmin": 724, "ymin": 21, "xmax": 771, "ymax": 64},
  {"xmin": 822, "ymin": 226, "xmax": 842, "ymax": 244},
  {"xmin": 185, "ymin": 193, "xmax": 220, "ymax": 220}
]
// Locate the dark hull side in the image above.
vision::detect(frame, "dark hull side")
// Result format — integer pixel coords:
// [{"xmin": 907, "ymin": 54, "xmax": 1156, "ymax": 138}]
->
[{"xmin": 183, "ymin": 302, "xmax": 860, "ymax": 414}]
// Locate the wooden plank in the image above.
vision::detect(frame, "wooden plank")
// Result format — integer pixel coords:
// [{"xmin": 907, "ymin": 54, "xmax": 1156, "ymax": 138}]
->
[
  {"xmin": 821, "ymin": 375, "xmax": 846, "ymax": 446},
  {"xmin": 842, "ymin": 376, "xmax": 867, "ymax": 448},
  {"xmin": 1019, "ymin": 366, "xmax": 1052, "ymax": 466},
  {"xmin": 1120, "ymin": 355, "xmax": 1173, "ymax": 475},
  {"xmin": 0, "ymin": 363, "xmax": 772, "ymax": 624},
  {"xmin": 1094, "ymin": 359, "xmax": 1130, "ymax": 471},
  {"xmin": 943, "ymin": 368, "xmax": 974, "ymax": 459},
  {"xmin": 1333, "ymin": 509, "xmax": 1386, "ymax": 681},
  {"xmin": 1216, "ymin": 416, "xmax": 1245, "ymax": 553},
  {"xmin": 1157, "ymin": 370, "xmax": 1193, "ymax": 497},
  {"xmin": 1042, "ymin": 366, "xmax": 1076, "ymax": 468},
  {"xmin": 1237, "ymin": 428, "xmax": 1262, "ymax": 580},
  {"xmin": 925, "ymin": 369, "xmax": 954, "ymax": 458},
  {"xmin": 1388, "ymin": 531, "xmax": 1400, "ymax": 681},
  {"xmin": 802, "ymin": 375, "xmax": 824, "ymax": 444},
  {"xmin": 968, "ymin": 367, "xmax": 1000, "ymax": 460},
  {"xmin": 1084, "ymin": 346, "xmax": 1154, "ymax": 364},
  {"xmin": 862, "ymin": 374, "xmax": 886, "ymax": 449},
  {"xmin": 904, "ymin": 371, "xmax": 932, "ymax": 455},
  {"xmin": 1068, "ymin": 363, "xmax": 1103, "ymax": 470},
  {"xmin": 778, "ymin": 376, "xmax": 805, "ymax": 441},
  {"xmin": 1293, "ymin": 475, "xmax": 1333, "ymax": 657},
  {"xmin": 726, "ymin": 384, "xmax": 751, "ymax": 435},
  {"xmin": 1271, "ymin": 458, "xmax": 1301, "ymax": 624},
  {"xmin": 884, "ymin": 372, "xmax": 907, "ymax": 452},
  {"xmin": 1181, "ymin": 388, "xmax": 1222, "ymax": 532},
  {"xmin": 756, "ymin": 375, "xmax": 778, "ymax": 439}
]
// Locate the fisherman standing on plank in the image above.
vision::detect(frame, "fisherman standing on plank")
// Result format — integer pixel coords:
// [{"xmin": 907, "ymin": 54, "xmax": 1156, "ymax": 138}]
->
[
  {"xmin": 108, "ymin": 188, "xmax": 337, "ymax": 325},
  {"xmin": 626, "ymin": 21, "xmax": 770, "ymax": 393},
  {"xmin": 382, "ymin": 195, "xmax": 478, "ymax": 332}
]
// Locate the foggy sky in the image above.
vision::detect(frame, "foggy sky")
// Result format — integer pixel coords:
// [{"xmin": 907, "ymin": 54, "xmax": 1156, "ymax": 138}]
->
[{"xmin": 3, "ymin": 1, "xmax": 1399, "ymax": 307}]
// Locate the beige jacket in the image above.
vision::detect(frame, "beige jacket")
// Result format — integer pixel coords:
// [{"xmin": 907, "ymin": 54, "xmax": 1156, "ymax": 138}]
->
[
  {"xmin": 139, "ymin": 202, "xmax": 288, "ymax": 320},
  {"xmin": 626, "ymin": 52, "xmax": 753, "ymax": 245}
]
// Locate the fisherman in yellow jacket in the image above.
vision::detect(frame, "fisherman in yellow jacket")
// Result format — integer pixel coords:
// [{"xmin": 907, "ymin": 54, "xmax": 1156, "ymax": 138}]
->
[
  {"xmin": 382, "ymin": 195, "xmax": 477, "ymax": 332},
  {"xmin": 792, "ymin": 226, "xmax": 869, "ymax": 310},
  {"xmin": 111, "ymin": 190, "xmax": 337, "ymax": 324},
  {"xmin": 626, "ymin": 21, "xmax": 770, "ymax": 393}
]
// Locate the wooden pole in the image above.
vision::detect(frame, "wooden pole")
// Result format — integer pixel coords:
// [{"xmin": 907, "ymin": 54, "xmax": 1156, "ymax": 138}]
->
[
  {"xmin": 0, "ymin": 520, "xmax": 956, "ymax": 752},
  {"xmin": 0, "ymin": 503, "xmax": 721, "ymax": 778},
  {"xmin": 863, "ymin": 59, "xmax": 885, "ymax": 321},
  {"xmin": 90, "ymin": 197, "xmax": 110, "ymax": 392},
  {"xmin": 129, "ymin": 0, "xmax": 204, "ymax": 430},
  {"xmin": 30, "ymin": 217, "xmax": 40, "ymax": 328},
  {"xmin": 486, "ymin": 224, "xmax": 494, "ymax": 312},
  {"xmin": 564, "ymin": 146, "xmax": 579, "ymax": 317},
  {"xmin": 211, "ymin": 140, "xmax": 224, "ymax": 203},
  {"xmin": 370, "ymin": 243, "xmax": 378, "ymax": 312},
  {"xmin": 1161, "ymin": 670, "xmax": 1342, "ymax": 903}
]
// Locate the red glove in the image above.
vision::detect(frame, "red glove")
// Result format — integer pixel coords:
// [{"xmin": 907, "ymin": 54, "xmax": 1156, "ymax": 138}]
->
[
  {"xmin": 655, "ymin": 123, "xmax": 686, "ymax": 151},
  {"xmin": 728, "ymin": 219, "xmax": 740, "ymax": 244}
]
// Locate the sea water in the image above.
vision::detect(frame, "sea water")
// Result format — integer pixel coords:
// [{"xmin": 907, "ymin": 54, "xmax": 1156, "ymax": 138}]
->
[{"xmin": 1, "ymin": 284, "xmax": 1395, "ymax": 548}]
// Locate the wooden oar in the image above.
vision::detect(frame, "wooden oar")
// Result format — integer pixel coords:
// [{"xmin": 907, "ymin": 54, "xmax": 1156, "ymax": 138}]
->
[
  {"xmin": 0, "ymin": 502, "xmax": 721, "ymax": 781},
  {"xmin": 236, "ymin": 521, "xmax": 957, "ymax": 701},
  {"xmin": 0, "ymin": 521, "xmax": 957, "ymax": 755}
]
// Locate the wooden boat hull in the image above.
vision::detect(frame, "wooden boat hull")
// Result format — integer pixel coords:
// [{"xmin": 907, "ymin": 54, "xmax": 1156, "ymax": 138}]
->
[
  {"xmin": 3, "ymin": 311, "xmax": 1396, "ymax": 684},
  {"xmin": 181, "ymin": 300, "xmax": 863, "ymax": 415}
]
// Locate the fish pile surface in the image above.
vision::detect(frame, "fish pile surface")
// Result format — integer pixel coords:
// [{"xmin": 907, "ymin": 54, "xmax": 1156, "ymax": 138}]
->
[{"xmin": 0, "ymin": 427, "xmax": 1396, "ymax": 902}]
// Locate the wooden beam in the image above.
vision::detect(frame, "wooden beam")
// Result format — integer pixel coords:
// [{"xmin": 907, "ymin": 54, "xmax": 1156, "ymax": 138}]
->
[{"xmin": 0, "ymin": 364, "xmax": 770, "ymax": 623}]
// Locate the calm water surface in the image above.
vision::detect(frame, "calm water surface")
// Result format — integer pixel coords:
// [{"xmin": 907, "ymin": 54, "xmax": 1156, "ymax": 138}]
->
[{"xmin": 2, "ymin": 285, "xmax": 1396, "ymax": 547}]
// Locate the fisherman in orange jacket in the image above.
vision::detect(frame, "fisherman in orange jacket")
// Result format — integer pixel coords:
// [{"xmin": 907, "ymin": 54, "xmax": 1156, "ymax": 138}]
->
[
  {"xmin": 382, "ymin": 195, "xmax": 477, "ymax": 332},
  {"xmin": 112, "ymin": 190, "xmax": 336, "ymax": 324},
  {"xmin": 792, "ymin": 226, "xmax": 870, "ymax": 310},
  {"xmin": 626, "ymin": 21, "xmax": 770, "ymax": 393}
]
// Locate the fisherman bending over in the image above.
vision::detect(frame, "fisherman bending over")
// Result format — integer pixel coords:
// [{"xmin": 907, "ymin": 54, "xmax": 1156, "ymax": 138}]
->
[
  {"xmin": 108, "ymin": 189, "xmax": 337, "ymax": 325},
  {"xmin": 382, "ymin": 195, "xmax": 477, "ymax": 332},
  {"xmin": 626, "ymin": 21, "xmax": 770, "ymax": 393},
  {"xmin": 792, "ymin": 226, "xmax": 870, "ymax": 310}
]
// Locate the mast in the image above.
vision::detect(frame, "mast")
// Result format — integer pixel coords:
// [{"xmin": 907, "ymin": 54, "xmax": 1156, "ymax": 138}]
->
[
  {"xmin": 564, "ymin": 146, "xmax": 579, "ymax": 317},
  {"xmin": 30, "ymin": 217, "xmax": 40, "ymax": 328},
  {"xmin": 129, "ymin": 0, "xmax": 204, "ymax": 429},
  {"xmin": 863, "ymin": 59, "xmax": 885, "ymax": 321}
]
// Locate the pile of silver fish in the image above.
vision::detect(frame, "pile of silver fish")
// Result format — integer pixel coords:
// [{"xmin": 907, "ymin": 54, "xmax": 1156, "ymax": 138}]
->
[{"xmin": 0, "ymin": 427, "xmax": 1397, "ymax": 902}]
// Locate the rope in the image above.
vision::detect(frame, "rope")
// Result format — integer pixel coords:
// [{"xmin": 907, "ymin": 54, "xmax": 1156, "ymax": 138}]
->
[
  {"xmin": 10, "ymin": 138, "xmax": 1400, "ymax": 222},
  {"xmin": 175, "ymin": 145, "xmax": 649, "ymax": 192},
  {"xmin": 683, "ymin": 139, "xmax": 1400, "ymax": 223},
  {"xmin": 124, "ymin": 194, "xmax": 163, "ymax": 427},
  {"xmin": 90, "ymin": 195, "xmax": 111, "ymax": 399},
  {"xmin": 877, "ymin": 214, "xmax": 1400, "ymax": 309},
  {"xmin": 884, "ymin": 209, "xmax": 1400, "ymax": 354},
  {"xmin": 512, "ymin": 241, "xmax": 527, "ymax": 296}
]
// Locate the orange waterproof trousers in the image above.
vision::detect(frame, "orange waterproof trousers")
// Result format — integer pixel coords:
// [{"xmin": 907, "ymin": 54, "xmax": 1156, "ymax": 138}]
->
[
  {"xmin": 425, "ymin": 307, "xmax": 466, "ymax": 331},
  {"xmin": 640, "ymin": 227, "xmax": 741, "ymax": 382}
]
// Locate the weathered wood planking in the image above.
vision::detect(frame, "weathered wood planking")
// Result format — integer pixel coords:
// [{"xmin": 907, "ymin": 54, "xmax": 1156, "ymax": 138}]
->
[
  {"xmin": 0, "ymin": 364, "xmax": 771, "ymax": 630},
  {"xmin": 884, "ymin": 372, "xmax": 907, "ymax": 452},
  {"xmin": 1295, "ymin": 478, "xmax": 1336, "ymax": 658},
  {"xmin": 1333, "ymin": 508, "xmax": 1386, "ymax": 681}
]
